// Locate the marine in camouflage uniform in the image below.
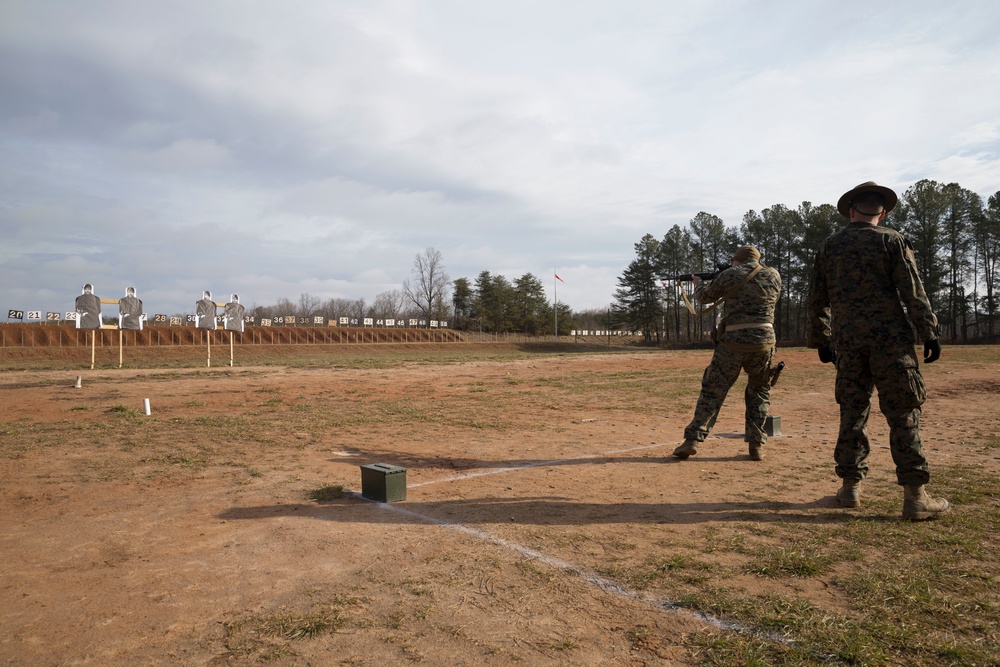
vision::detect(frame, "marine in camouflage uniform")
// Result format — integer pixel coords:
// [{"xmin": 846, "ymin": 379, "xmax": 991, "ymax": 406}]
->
[
  {"xmin": 673, "ymin": 245, "xmax": 782, "ymax": 461},
  {"xmin": 807, "ymin": 181, "xmax": 949, "ymax": 520}
]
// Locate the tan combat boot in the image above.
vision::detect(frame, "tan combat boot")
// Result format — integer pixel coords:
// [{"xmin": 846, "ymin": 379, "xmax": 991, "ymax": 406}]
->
[
  {"xmin": 836, "ymin": 479, "xmax": 860, "ymax": 508},
  {"xmin": 672, "ymin": 439, "xmax": 698, "ymax": 460},
  {"xmin": 902, "ymin": 485, "xmax": 951, "ymax": 521},
  {"xmin": 748, "ymin": 443, "xmax": 763, "ymax": 461}
]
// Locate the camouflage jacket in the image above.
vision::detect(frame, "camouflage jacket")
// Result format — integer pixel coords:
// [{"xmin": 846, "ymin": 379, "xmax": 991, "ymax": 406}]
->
[
  {"xmin": 694, "ymin": 259, "xmax": 781, "ymax": 346},
  {"xmin": 807, "ymin": 222, "xmax": 938, "ymax": 350}
]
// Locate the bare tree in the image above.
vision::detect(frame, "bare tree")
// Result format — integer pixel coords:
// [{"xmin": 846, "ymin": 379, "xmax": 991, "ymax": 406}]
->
[
  {"xmin": 371, "ymin": 289, "xmax": 405, "ymax": 321},
  {"xmin": 403, "ymin": 247, "xmax": 450, "ymax": 326},
  {"xmin": 274, "ymin": 297, "xmax": 296, "ymax": 320},
  {"xmin": 296, "ymin": 293, "xmax": 322, "ymax": 318},
  {"xmin": 321, "ymin": 298, "xmax": 358, "ymax": 322}
]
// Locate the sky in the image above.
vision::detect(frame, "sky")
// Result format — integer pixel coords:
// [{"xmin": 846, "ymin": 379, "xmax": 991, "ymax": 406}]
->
[{"xmin": 2, "ymin": 0, "xmax": 999, "ymax": 320}]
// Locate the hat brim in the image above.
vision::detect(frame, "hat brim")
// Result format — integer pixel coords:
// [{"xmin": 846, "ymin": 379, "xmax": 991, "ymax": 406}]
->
[{"xmin": 837, "ymin": 182, "xmax": 898, "ymax": 217}]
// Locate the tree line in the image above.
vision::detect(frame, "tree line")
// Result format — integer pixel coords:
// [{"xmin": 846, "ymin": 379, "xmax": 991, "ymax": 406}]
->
[
  {"xmin": 246, "ymin": 247, "xmax": 576, "ymax": 334},
  {"xmin": 613, "ymin": 179, "xmax": 1000, "ymax": 345}
]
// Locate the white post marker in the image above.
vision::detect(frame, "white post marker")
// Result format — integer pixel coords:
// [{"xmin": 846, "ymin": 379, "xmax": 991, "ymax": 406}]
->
[{"xmin": 143, "ymin": 398, "xmax": 151, "ymax": 416}]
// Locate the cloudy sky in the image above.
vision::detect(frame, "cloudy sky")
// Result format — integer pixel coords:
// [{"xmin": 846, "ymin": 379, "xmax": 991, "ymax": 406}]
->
[{"xmin": 3, "ymin": 0, "xmax": 999, "ymax": 320}]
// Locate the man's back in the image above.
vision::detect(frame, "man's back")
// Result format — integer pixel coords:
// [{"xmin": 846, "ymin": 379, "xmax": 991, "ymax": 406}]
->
[{"xmin": 810, "ymin": 223, "xmax": 936, "ymax": 350}]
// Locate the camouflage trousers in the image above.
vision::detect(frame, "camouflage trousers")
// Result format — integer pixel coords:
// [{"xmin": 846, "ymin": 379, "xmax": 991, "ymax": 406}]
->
[
  {"xmin": 834, "ymin": 343, "xmax": 930, "ymax": 486},
  {"xmin": 684, "ymin": 344, "xmax": 775, "ymax": 445}
]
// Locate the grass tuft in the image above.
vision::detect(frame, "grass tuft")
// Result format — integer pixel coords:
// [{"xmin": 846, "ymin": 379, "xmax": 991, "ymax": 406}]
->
[{"xmin": 308, "ymin": 484, "xmax": 345, "ymax": 501}]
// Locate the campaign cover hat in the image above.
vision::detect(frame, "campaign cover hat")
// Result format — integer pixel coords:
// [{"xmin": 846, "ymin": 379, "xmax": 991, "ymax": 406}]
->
[{"xmin": 837, "ymin": 181, "xmax": 898, "ymax": 217}]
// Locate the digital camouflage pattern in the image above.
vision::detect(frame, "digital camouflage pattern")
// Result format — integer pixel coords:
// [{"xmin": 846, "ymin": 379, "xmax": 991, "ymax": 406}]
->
[
  {"xmin": 833, "ymin": 344, "xmax": 929, "ymax": 485},
  {"xmin": 807, "ymin": 221, "xmax": 938, "ymax": 485},
  {"xmin": 683, "ymin": 344, "xmax": 775, "ymax": 445},
  {"xmin": 695, "ymin": 259, "xmax": 782, "ymax": 347},
  {"xmin": 806, "ymin": 222, "xmax": 938, "ymax": 349},
  {"xmin": 684, "ymin": 259, "xmax": 781, "ymax": 445}
]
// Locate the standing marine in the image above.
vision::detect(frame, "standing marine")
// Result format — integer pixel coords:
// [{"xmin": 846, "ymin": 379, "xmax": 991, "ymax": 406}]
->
[
  {"xmin": 807, "ymin": 181, "xmax": 949, "ymax": 520},
  {"xmin": 673, "ymin": 245, "xmax": 782, "ymax": 461}
]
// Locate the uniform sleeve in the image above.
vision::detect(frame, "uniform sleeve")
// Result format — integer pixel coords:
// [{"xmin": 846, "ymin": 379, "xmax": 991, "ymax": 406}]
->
[
  {"xmin": 806, "ymin": 248, "xmax": 832, "ymax": 348},
  {"xmin": 694, "ymin": 268, "xmax": 736, "ymax": 304},
  {"xmin": 891, "ymin": 236, "xmax": 939, "ymax": 341}
]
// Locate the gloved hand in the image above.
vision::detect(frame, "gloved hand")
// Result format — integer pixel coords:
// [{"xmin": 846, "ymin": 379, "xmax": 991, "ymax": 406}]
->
[
  {"xmin": 818, "ymin": 346, "xmax": 836, "ymax": 364},
  {"xmin": 924, "ymin": 338, "xmax": 941, "ymax": 364}
]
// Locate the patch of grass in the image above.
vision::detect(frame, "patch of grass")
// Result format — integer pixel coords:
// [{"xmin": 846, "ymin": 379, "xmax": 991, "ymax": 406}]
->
[
  {"xmin": 743, "ymin": 546, "xmax": 833, "ymax": 578},
  {"xmin": 106, "ymin": 404, "xmax": 142, "ymax": 419},
  {"xmin": 553, "ymin": 637, "xmax": 579, "ymax": 651},
  {"xmin": 223, "ymin": 596, "xmax": 361, "ymax": 659},
  {"xmin": 307, "ymin": 484, "xmax": 345, "ymax": 501},
  {"xmin": 640, "ymin": 464, "xmax": 1000, "ymax": 666},
  {"xmin": 69, "ymin": 406, "xmax": 91, "ymax": 411},
  {"xmin": 596, "ymin": 563, "xmax": 660, "ymax": 591}
]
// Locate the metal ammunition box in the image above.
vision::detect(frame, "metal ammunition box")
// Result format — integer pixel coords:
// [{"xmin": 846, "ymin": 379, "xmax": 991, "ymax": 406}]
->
[{"xmin": 360, "ymin": 463, "xmax": 407, "ymax": 503}]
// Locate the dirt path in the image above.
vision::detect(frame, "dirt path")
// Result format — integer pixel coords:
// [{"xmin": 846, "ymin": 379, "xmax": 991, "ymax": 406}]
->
[{"xmin": 1, "ymin": 346, "xmax": 997, "ymax": 665}]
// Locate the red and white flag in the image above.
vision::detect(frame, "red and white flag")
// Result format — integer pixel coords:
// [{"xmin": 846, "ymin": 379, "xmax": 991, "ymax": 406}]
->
[{"xmin": 555, "ymin": 273, "xmax": 564, "ymax": 283}]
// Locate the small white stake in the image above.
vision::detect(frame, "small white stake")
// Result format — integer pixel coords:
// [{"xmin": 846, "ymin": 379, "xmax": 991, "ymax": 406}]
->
[
  {"xmin": 74, "ymin": 376, "xmax": 82, "ymax": 388},
  {"xmin": 143, "ymin": 398, "xmax": 151, "ymax": 416}
]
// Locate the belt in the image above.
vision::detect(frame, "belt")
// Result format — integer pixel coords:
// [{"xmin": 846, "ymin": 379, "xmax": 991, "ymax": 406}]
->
[{"xmin": 725, "ymin": 322, "xmax": 773, "ymax": 331}]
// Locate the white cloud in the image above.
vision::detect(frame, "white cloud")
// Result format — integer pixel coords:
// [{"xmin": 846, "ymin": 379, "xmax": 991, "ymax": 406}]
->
[
  {"xmin": 2, "ymin": 0, "xmax": 1000, "ymax": 318},
  {"xmin": 126, "ymin": 139, "xmax": 233, "ymax": 171}
]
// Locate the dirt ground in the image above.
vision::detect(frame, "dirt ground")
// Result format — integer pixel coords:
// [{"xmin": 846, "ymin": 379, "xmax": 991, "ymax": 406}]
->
[{"xmin": 1, "ymin": 344, "xmax": 998, "ymax": 666}]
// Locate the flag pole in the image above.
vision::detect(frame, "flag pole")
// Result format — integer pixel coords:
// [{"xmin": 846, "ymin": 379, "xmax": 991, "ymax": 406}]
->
[{"xmin": 553, "ymin": 269, "xmax": 558, "ymax": 341}]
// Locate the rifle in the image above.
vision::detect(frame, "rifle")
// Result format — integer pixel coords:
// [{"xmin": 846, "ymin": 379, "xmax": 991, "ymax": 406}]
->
[{"xmin": 665, "ymin": 263, "xmax": 731, "ymax": 282}]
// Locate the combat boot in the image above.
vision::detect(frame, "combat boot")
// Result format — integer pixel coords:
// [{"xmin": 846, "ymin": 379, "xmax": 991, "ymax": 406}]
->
[
  {"xmin": 902, "ymin": 485, "xmax": 951, "ymax": 521},
  {"xmin": 748, "ymin": 443, "xmax": 763, "ymax": 461},
  {"xmin": 836, "ymin": 479, "xmax": 860, "ymax": 508},
  {"xmin": 672, "ymin": 439, "xmax": 698, "ymax": 460}
]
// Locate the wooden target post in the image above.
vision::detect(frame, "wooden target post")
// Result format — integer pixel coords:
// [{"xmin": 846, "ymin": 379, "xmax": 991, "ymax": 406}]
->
[
  {"xmin": 201, "ymin": 301, "xmax": 233, "ymax": 368},
  {"xmin": 95, "ymin": 298, "xmax": 125, "ymax": 368}
]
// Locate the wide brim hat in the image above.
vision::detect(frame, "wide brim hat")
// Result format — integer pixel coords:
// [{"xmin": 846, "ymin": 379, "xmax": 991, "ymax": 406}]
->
[{"xmin": 837, "ymin": 181, "xmax": 898, "ymax": 217}]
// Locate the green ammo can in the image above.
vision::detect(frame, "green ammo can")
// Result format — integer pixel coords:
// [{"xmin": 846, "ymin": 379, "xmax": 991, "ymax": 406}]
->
[{"xmin": 360, "ymin": 463, "xmax": 407, "ymax": 502}]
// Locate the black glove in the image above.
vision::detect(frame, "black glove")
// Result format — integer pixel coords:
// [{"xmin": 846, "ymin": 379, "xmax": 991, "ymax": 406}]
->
[
  {"xmin": 818, "ymin": 346, "xmax": 836, "ymax": 364},
  {"xmin": 924, "ymin": 339, "xmax": 941, "ymax": 364}
]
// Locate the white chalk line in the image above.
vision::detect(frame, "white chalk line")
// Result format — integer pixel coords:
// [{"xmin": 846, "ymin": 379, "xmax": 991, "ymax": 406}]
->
[
  {"xmin": 350, "ymin": 443, "xmax": 803, "ymax": 650},
  {"xmin": 356, "ymin": 491, "xmax": 747, "ymax": 634}
]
